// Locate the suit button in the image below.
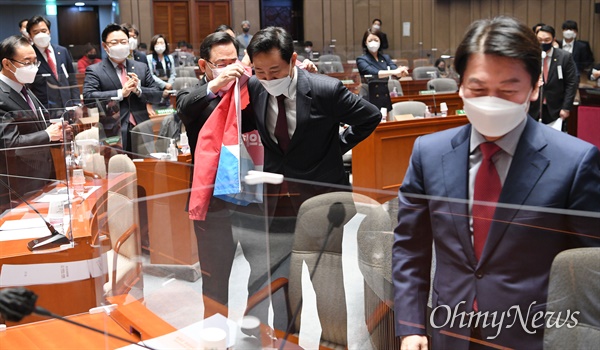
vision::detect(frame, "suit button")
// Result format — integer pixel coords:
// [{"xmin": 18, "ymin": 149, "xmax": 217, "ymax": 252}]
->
[{"xmin": 475, "ymin": 270, "xmax": 484, "ymax": 279}]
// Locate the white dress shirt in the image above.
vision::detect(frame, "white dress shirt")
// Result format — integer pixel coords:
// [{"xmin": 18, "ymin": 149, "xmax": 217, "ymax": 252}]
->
[{"xmin": 265, "ymin": 66, "xmax": 298, "ymax": 144}]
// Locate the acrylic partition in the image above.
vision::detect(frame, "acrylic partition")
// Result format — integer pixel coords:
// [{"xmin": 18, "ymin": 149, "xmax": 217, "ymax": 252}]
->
[{"xmin": 2, "ymin": 97, "xmax": 599, "ymax": 349}]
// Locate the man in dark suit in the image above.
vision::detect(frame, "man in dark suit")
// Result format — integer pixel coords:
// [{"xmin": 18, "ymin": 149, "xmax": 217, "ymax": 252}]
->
[
  {"xmin": 26, "ymin": 15, "xmax": 79, "ymax": 114},
  {"xmin": 83, "ymin": 23, "xmax": 161, "ymax": 152},
  {"xmin": 372, "ymin": 19, "xmax": 389, "ymax": 51},
  {"xmin": 176, "ymin": 32, "xmax": 242, "ymax": 304},
  {"xmin": 559, "ymin": 20, "xmax": 594, "ymax": 76},
  {"xmin": 245, "ymin": 26, "xmax": 381, "ymax": 216},
  {"xmin": 121, "ymin": 23, "xmax": 148, "ymax": 66},
  {"xmin": 529, "ymin": 25, "xmax": 578, "ymax": 128},
  {"xmin": 0, "ymin": 35, "xmax": 67, "ymax": 209},
  {"xmin": 393, "ymin": 17, "xmax": 600, "ymax": 350}
]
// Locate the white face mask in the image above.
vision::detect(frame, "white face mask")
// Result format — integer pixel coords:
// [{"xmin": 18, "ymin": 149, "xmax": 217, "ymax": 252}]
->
[
  {"xmin": 461, "ymin": 87, "xmax": 531, "ymax": 138},
  {"xmin": 33, "ymin": 32, "xmax": 51, "ymax": 48},
  {"xmin": 128, "ymin": 37, "xmax": 138, "ymax": 51},
  {"xmin": 562, "ymin": 30, "xmax": 576, "ymax": 40},
  {"xmin": 372, "ymin": 24, "xmax": 381, "ymax": 31},
  {"xmin": 367, "ymin": 41, "xmax": 380, "ymax": 53},
  {"xmin": 9, "ymin": 61, "xmax": 38, "ymax": 84},
  {"xmin": 154, "ymin": 45, "xmax": 166, "ymax": 54},
  {"xmin": 107, "ymin": 44, "xmax": 130, "ymax": 61},
  {"xmin": 258, "ymin": 62, "xmax": 293, "ymax": 97},
  {"xmin": 304, "ymin": 47, "xmax": 311, "ymax": 53}
]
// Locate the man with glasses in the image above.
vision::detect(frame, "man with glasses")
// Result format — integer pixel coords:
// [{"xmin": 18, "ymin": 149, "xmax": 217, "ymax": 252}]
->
[
  {"xmin": 0, "ymin": 35, "xmax": 68, "ymax": 209},
  {"xmin": 83, "ymin": 23, "xmax": 161, "ymax": 152},
  {"xmin": 177, "ymin": 32, "xmax": 244, "ymax": 304},
  {"xmin": 26, "ymin": 15, "xmax": 80, "ymax": 113}
]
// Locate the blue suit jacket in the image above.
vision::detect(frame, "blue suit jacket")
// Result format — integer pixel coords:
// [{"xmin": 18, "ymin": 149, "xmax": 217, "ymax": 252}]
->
[
  {"xmin": 82, "ymin": 57, "xmax": 161, "ymax": 151},
  {"xmin": 29, "ymin": 45, "xmax": 79, "ymax": 112},
  {"xmin": 393, "ymin": 117, "xmax": 600, "ymax": 349}
]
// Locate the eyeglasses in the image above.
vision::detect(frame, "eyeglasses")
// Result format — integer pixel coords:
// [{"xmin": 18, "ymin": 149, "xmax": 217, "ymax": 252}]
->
[
  {"xmin": 206, "ymin": 59, "xmax": 236, "ymax": 69},
  {"xmin": 9, "ymin": 59, "xmax": 41, "ymax": 68},
  {"xmin": 106, "ymin": 39, "xmax": 129, "ymax": 46}
]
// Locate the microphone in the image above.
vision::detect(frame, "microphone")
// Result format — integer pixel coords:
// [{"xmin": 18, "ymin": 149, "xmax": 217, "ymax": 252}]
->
[
  {"xmin": 0, "ymin": 177, "xmax": 70, "ymax": 251},
  {"xmin": 539, "ymin": 51, "xmax": 546, "ymax": 122},
  {"xmin": 279, "ymin": 201, "xmax": 346, "ymax": 350},
  {"xmin": 0, "ymin": 288, "xmax": 156, "ymax": 349}
]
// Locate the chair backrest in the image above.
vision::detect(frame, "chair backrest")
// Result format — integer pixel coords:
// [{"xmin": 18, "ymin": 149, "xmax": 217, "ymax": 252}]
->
[
  {"xmin": 175, "ymin": 66, "xmax": 197, "ymax": 78},
  {"xmin": 75, "ymin": 127, "xmax": 99, "ymax": 142},
  {"xmin": 130, "ymin": 119, "xmax": 161, "ymax": 155},
  {"xmin": 156, "ymin": 113, "xmax": 182, "ymax": 153},
  {"xmin": 105, "ymin": 191, "xmax": 142, "ymax": 296},
  {"xmin": 75, "ymin": 128, "xmax": 106, "ymax": 178},
  {"xmin": 367, "ymin": 79, "xmax": 392, "ymax": 111},
  {"xmin": 388, "ymin": 79, "xmax": 403, "ymax": 96},
  {"xmin": 318, "ymin": 61, "xmax": 344, "ymax": 73},
  {"xmin": 395, "ymin": 58, "xmax": 409, "ymax": 67},
  {"xmin": 412, "ymin": 58, "xmax": 430, "ymax": 68},
  {"xmin": 427, "ymin": 78, "xmax": 458, "ymax": 92},
  {"xmin": 392, "ymin": 101, "xmax": 427, "ymax": 118},
  {"xmin": 412, "ymin": 66, "xmax": 439, "ymax": 80},
  {"xmin": 543, "ymin": 248, "xmax": 600, "ymax": 349},
  {"xmin": 172, "ymin": 77, "xmax": 200, "ymax": 90},
  {"xmin": 319, "ymin": 54, "xmax": 342, "ymax": 62},
  {"xmin": 108, "ymin": 154, "xmax": 138, "ymax": 200},
  {"xmin": 289, "ymin": 191, "xmax": 392, "ymax": 347}
]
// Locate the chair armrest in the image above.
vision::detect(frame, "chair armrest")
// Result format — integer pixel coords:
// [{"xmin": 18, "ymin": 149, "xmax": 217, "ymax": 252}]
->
[{"xmin": 246, "ymin": 277, "xmax": 289, "ymax": 313}]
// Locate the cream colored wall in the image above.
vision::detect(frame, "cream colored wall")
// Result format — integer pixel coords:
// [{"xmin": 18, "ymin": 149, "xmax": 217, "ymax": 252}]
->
[{"xmin": 119, "ymin": 0, "xmax": 154, "ymax": 47}]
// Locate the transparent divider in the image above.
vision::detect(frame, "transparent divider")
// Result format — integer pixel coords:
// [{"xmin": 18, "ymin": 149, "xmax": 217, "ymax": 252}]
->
[{"xmin": 2, "ymin": 99, "xmax": 599, "ymax": 350}]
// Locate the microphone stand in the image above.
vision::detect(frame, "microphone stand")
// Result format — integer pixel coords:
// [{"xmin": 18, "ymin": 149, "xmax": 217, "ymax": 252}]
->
[{"xmin": 0, "ymin": 178, "xmax": 70, "ymax": 251}]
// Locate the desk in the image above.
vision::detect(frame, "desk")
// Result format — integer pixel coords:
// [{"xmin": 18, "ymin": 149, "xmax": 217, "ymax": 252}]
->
[
  {"xmin": 352, "ymin": 115, "xmax": 469, "ymax": 203},
  {"xmin": 0, "ymin": 174, "xmax": 133, "ymax": 325},
  {"xmin": 134, "ymin": 155, "xmax": 199, "ymax": 269},
  {"xmin": 391, "ymin": 92, "xmax": 462, "ymax": 115}
]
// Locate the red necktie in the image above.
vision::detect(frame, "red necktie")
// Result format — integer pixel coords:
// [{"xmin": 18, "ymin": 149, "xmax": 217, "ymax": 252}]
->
[
  {"xmin": 21, "ymin": 86, "xmax": 37, "ymax": 113},
  {"xmin": 45, "ymin": 48, "xmax": 58, "ymax": 80},
  {"xmin": 117, "ymin": 63, "xmax": 137, "ymax": 126},
  {"xmin": 274, "ymin": 95, "xmax": 290, "ymax": 152},
  {"xmin": 473, "ymin": 142, "xmax": 502, "ymax": 261}
]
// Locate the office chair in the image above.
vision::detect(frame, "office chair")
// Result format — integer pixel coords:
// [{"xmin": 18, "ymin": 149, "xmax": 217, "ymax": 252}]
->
[
  {"xmin": 318, "ymin": 54, "xmax": 342, "ymax": 62},
  {"xmin": 130, "ymin": 118, "xmax": 164, "ymax": 156},
  {"xmin": 543, "ymin": 248, "xmax": 600, "ymax": 349},
  {"xmin": 104, "ymin": 191, "xmax": 143, "ymax": 297},
  {"xmin": 247, "ymin": 192, "xmax": 394, "ymax": 348},
  {"xmin": 392, "ymin": 101, "xmax": 427, "ymax": 118},
  {"xmin": 427, "ymin": 78, "xmax": 458, "ymax": 93},
  {"xmin": 412, "ymin": 66, "xmax": 439, "ymax": 80},
  {"xmin": 172, "ymin": 77, "xmax": 200, "ymax": 90},
  {"xmin": 175, "ymin": 66, "xmax": 197, "ymax": 78},
  {"xmin": 318, "ymin": 61, "xmax": 344, "ymax": 74},
  {"xmin": 412, "ymin": 58, "xmax": 430, "ymax": 68}
]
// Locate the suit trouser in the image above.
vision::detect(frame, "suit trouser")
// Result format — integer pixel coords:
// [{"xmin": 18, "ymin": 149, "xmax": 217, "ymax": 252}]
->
[{"xmin": 193, "ymin": 197, "xmax": 236, "ymax": 305}]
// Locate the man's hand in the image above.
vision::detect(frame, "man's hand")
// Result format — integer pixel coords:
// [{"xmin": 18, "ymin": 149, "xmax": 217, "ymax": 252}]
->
[
  {"xmin": 207, "ymin": 62, "xmax": 245, "ymax": 94},
  {"xmin": 560, "ymin": 109, "xmax": 570, "ymax": 119},
  {"xmin": 122, "ymin": 72, "xmax": 140, "ymax": 97},
  {"xmin": 146, "ymin": 103, "xmax": 157, "ymax": 118},
  {"xmin": 46, "ymin": 122, "xmax": 63, "ymax": 141},
  {"xmin": 301, "ymin": 59, "xmax": 318, "ymax": 73},
  {"xmin": 591, "ymin": 69, "xmax": 600, "ymax": 80},
  {"xmin": 401, "ymin": 335, "xmax": 428, "ymax": 350}
]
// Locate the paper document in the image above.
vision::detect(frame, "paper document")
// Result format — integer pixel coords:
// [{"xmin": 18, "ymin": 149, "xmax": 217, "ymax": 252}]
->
[
  {"xmin": 34, "ymin": 186, "xmax": 101, "ymax": 203},
  {"xmin": 548, "ymin": 118, "xmax": 563, "ymax": 131},
  {"xmin": 0, "ymin": 218, "xmax": 49, "ymax": 242},
  {"xmin": 117, "ymin": 313, "xmax": 237, "ymax": 349}
]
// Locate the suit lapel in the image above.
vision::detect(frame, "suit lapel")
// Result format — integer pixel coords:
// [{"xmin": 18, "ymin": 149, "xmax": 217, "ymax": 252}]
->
[
  {"xmin": 289, "ymin": 69, "xmax": 311, "ymax": 151},
  {"xmin": 478, "ymin": 118, "xmax": 550, "ymax": 265},
  {"xmin": 547, "ymin": 50, "xmax": 559, "ymax": 82},
  {"xmin": 102, "ymin": 58, "xmax": 123, "ymax": 89},
  {"xmin": 253, "ymin": 83, "xmax": 279, "ymax": 152},
  {"xmin": 1, "ymin": 82, "xmax": 31, "ymax": 112},
  {"xmin": 442, "ymin": 126, "xmax": 478, "ymax": 267}
]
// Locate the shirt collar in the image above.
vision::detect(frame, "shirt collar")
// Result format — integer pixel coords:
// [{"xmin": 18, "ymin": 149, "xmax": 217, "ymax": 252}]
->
[
  {"xmin": 0, "ymin": 71, "xmax": 24, "ymax": 92},
  {"xmin": 562, "ymin": 40, "xmax": 572, "ymax": 47},
  {"xmin": 470, "ymin": 116, "xmax": 527, "ymax": 157}
]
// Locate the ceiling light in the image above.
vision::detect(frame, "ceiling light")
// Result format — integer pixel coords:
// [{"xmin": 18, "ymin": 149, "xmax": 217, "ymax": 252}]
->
[{"xmin": 75, "ymin": 2, "xmax": 85, "ymax": 6}]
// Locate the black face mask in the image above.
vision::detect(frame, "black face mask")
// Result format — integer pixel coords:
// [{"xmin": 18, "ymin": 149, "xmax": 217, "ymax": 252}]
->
[
  {"xmin": 87, "ymin": 54, "xmax": 97, "ymax": 60},
  {"xmin": 242, "ymin": 27, "xmax": 250, "ymax": 33},
  {"xmin": 540, "ymin": 43, "xmax": 553, "ymax": 52},
  {"xmin": 438, "ymin": 66, "xmax": 445, "ymax": 71}
]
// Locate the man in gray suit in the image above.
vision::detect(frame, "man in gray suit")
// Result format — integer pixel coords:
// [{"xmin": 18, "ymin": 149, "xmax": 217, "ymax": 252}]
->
[
  {"xmin": 236, "ymin": 20, "xmax": 253, "ymax": 60},
  {"xmin": 0, "ymin": 35, "xmax": 67, "ymax": 209},
  {"xmin": 83, "ymin": 23, "xmax": 161, "ymax": 151}
]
